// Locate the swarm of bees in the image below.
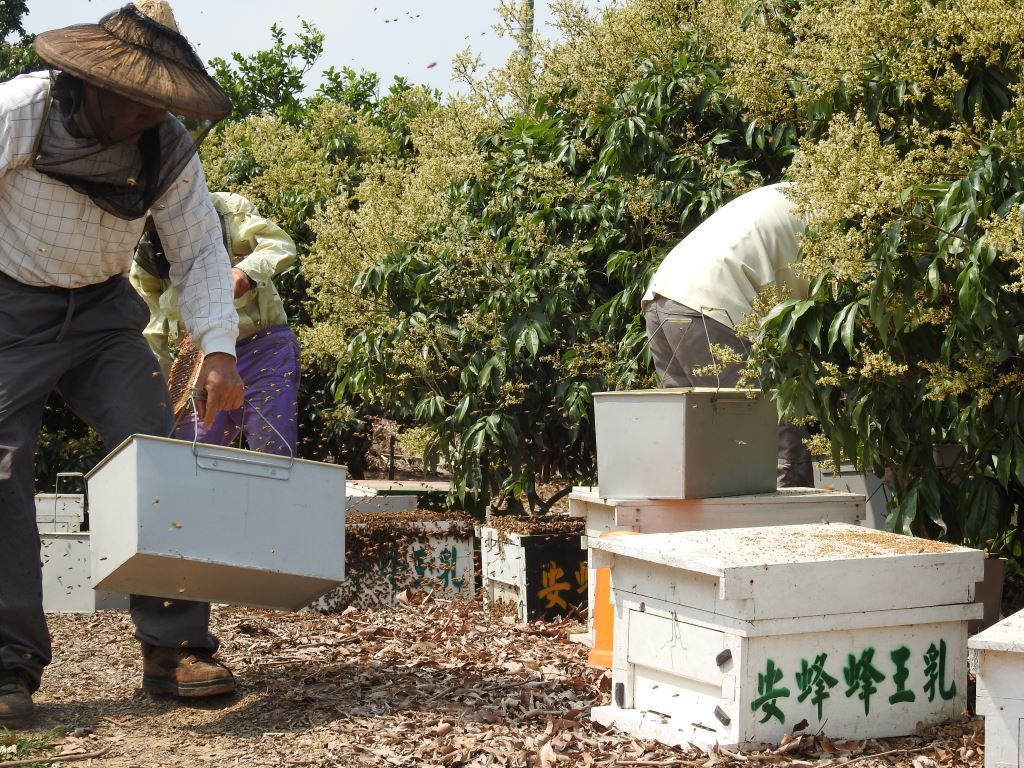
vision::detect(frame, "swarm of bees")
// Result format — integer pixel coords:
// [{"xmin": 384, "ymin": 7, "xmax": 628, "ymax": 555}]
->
[
  {"xmin": 345, "ymin": 509, "xmax": 474, "ymax": 569},
  {"xmin": 314, "ymin": 510, "xmax": 476, "ymax": 612},
  {"xmin": 488, "ymin": 515, "xmax": 585, "ymax": 540}
]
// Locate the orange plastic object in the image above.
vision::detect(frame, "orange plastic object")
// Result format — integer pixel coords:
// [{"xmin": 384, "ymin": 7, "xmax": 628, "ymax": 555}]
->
[{"xmin": 587, "ymin": 530, "xmax": 639, "ymax": 668}]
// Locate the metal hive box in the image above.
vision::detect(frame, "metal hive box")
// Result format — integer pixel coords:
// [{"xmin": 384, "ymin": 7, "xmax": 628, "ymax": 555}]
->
[
  {"xmin": 86, "ymin": 435, "xmax": 346, "ymax": 611},
  {"xmin": 593, "ymin": 388, "xmax": 778, "ymax": 499}
]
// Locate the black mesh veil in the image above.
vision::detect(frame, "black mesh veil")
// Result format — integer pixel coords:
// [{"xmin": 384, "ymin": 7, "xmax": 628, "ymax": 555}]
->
[
  {"xmin": 31, "ymin": 72, "xmax": 198, "ymax": 221},
  {"xmin": 134, "ymin": 221, "xmax": 171, "ymax": 279}
]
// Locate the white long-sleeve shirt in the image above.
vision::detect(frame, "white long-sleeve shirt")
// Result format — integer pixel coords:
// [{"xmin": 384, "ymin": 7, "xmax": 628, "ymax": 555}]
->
[
  {"xmin": 643, "ymin": 183, "xmax": 807, "ymax": 329},
  {"xmin": 0, "ymin": 72, "xmax": 237, "ymax": 357}
]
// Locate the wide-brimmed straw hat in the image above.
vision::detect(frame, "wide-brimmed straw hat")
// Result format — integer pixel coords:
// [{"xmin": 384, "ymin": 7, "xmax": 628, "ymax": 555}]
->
[{"xmin": 33, "ymin": 1, "xmax": 231, "ymax": 120}]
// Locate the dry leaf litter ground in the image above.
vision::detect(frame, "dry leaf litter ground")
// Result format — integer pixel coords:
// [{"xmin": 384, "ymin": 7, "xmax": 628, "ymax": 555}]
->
[{"xmin": 7, "ymin": 593, "xmax": 987, "ymax": 768}]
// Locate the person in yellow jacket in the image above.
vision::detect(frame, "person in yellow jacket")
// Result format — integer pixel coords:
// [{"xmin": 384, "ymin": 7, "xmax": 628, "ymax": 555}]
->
[{"xmin": 130, "ymin": 191, "xmax": 300, "ymax": 455}]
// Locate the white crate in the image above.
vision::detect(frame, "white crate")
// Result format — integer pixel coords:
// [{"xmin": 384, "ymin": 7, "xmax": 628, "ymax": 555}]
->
[
  {"xmin": 594, "ymin": 388, "xmax": 778, "ymax": 499},
  {"xmin": 85, "ymin": 435, "xmax": 346, "ymax": 611},
  {"xmin": 591, "ymin": 523, "xmax": 983, "ymax": 748},
  {"xmin": 478, "ymin": 525, "xmax": 587, "ymax": 621},
  {"xmin": 40, "ymin": 533, "xmax": 128, "ymax": 613},
  {"xmin": 35, "ymin": 494, "xmax": 87, "ymax": 533},
  {"xmin": 312, "ymin": 520, "xmax": 474, "ymax": 610},
  {"xmin": 969, "ymin": 609, "xmax": 1024, "ymax": 768},
  {"xmin": 568, "ymin": 486, "xmax": 866, "ymax": 638}
]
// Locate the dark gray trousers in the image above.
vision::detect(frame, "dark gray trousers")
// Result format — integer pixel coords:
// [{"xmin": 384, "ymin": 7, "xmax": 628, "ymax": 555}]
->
[
  {"xmin": 0, "ymin": 271, "xmax": 217, "ymax": 692},
  {"xmin": 643, "ymin": 295, "xmax": 814, "ymax": 488}
]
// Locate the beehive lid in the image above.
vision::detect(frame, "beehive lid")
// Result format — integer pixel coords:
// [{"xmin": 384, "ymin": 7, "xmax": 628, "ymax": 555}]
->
[
  {"xmin": 348, "ymin": 479, "xmax": 450, "ymax": 496},
  {"xmin": 969, "ymin": 608, "xmax": 1024, "ymax": 653},
  {"xmin": 85, "ymin": 433, "xmax": 343, "ymax": 476},
  {"xmin": 593, "ymin": 387, "xmax": 762, "ymax": 400},
  {"xmin": 569, "ymin": 485, "xmax": 863, "ymax": 507},
  {"xmin": 592, "ymin": 523, "xmax": 983, "ymax": 618}
]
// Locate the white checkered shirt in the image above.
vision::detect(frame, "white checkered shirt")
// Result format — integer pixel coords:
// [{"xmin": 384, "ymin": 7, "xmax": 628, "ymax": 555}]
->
[{"xmin": 0, "ymin": 72, "xmax": 237, "ymax": 357}]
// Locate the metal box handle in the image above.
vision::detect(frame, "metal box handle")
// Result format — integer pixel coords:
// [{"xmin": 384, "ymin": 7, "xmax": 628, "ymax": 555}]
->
[
  {"xmin": 185, "ymin": 396, "xmax": 295, "ymax": 480},
  {"xmin": 193, "ymin": 446, "xmax": 292, "ymax": 480}
]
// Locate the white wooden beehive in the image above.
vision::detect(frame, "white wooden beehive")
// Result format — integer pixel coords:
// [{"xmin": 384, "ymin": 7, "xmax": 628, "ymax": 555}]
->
[
  {"xmin": 567, "ymin": 486, "xmax": 867, "ymax": 640},
  {"xmin": 35, "ymin": 493, "xmax": 87, "ymax": 533},
  {"xmin": 593, "ymin": 388, "xmax": 778, "ymax": 499},
  {"xmin": 39, "ymin": 533, "xmax": 128, "ymax": 613},
  {"xmin": 591, "ymin": 523, "xmax": 983, "ymax": 748},
  {"xmin": 478, "ymin": 525, "xmax": 588, "ymax": 621},
  {"xmin": 312, "ymin": 519, "xmax": 475, "ymax": 611},
  {"xmin": 35, "ymin": 491, "xmax": 128, "ymax": 613},
  {"xmin": 86, "ymin": 435, "xmax": 346, "ymax": 611},
  {"xmin": 969, "ymin": 609, "xmax": 1024, "ymax": 768}
]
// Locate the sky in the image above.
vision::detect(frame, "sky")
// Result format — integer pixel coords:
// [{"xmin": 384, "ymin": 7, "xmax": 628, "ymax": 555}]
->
[{"xmin": 24, "ymin": 1, "xmax": 606, "ymax": 96}]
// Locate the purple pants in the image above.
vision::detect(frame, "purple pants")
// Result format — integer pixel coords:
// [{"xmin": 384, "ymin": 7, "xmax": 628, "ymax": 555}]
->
[{"xmin": 177, "ymin": 324, "xmax": 300, "ymax": 455}]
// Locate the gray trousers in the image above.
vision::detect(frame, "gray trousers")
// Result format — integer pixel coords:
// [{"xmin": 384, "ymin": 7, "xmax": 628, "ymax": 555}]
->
[
  {"xmin": 643, "ymin": 295, "xmax": 814, "ymax": 488},
  {"xmin": 0, "ymin": 271, "xmax": 217, "ymax": 692}
]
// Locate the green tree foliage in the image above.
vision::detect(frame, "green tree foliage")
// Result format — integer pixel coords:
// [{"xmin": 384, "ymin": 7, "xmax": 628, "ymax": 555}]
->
[
  {"xmin": 304, "ymin": 2, "xmax": 796, "ymax": 513},
  {"xmin": 208, "ymin": 21, "xmax": 324, "ymax": 124},
  {"xmin": 715, "ymin": 0, "xmax": 1024, "ymax": 560},
  {"xmin": 0, "ymin": 0, "xmax": 38, "ymax": 81},
  {"xmin": 27, "ymin": 0, "xmax": 1024, "ymax": 566},
  {"xmin": 301, "ymin": 0, "xmax": 1024, "ymax": 561},
  {"xmin": 202, "ymin": 30, "xmax": 438, "ymax": 473}
]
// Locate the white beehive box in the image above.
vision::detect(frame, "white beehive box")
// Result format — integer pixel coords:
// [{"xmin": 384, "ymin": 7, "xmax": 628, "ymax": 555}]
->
[
  {"xmin": 344, "ymin": 480, "xmax": 451, "ymax": 514},
  {"xmin": 312, "ymin": 519, "xmax": 475, "ymax": 611},
  {"xmin": 970, "ymin": 609, "xmax": 1024, "ymax": 768},
  {"xmin": 35, "ymin": 493, "xmax": 87, "ymax": 533},
  {"xmin": 478, "ymin": 525, "xmax": 587, "ymax": 621},
  {"xmin": 86, "ymin": 435, "xmax": 346, "ymax": 611},
  {"xmin": 591, "ymin": 523, "xmax": 983, "ymax": 748},
  {"xmin": 568, "ymin": 486, "xmax": 866, "ymax": 639},
  {"xmin": 594, "ymin": 388, "xmax": 778, "ymax": 499},
  {"xmin": 40, "ymin": 533, "xmax": 128, "ymax": 613}
]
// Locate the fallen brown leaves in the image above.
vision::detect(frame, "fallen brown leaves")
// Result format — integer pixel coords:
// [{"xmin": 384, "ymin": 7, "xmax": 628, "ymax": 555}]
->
[{"xmin": 27, "ymin": 594, "xmax": 986, "ymax": 767}]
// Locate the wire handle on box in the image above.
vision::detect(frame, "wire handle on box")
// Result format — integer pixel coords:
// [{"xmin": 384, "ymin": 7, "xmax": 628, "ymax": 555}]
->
[
  {"xmin": 241, "ymin": 397, "xmax": 295, "ymax": 464},
  {"xmin": 184, "ymin": 393, "xmax": 295, "ymax": 468},
  {"xmin": 633, "ymin": 310, "xmax": 699, "ymax": 389},
  {"xmin": 169, "ymin": 387, "xmax": 205, "ymax": 437}
]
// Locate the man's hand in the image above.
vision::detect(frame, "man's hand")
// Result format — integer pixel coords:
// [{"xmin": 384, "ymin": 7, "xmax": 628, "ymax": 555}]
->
[
  {"xmin": 231, "ymin": 267, "xmax": 254, "ymax": 299},
  {"xmin": 195, "ymin": 352, "xmax": 245, "ymax": 428}
]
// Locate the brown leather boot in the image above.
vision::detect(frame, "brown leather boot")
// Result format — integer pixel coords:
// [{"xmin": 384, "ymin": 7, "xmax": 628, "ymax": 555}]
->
[
  {"xmin": 142, "ymin": 646, "xmax": 236, "ymax": 698},
  {"xmin": 0, "ymin": 670, "xmax": 34, "ymax": 729}
]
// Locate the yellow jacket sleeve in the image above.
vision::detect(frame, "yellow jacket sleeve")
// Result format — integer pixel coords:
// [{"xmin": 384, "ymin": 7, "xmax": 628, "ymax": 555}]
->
[
  {"xmin": 213, "ymin": 192, "xmax": 297, "ymax": 285},
  {"xmin": 128, "ymin": 262, "xmax": 175, "ymax": 379},
  {"xmin": 210, "ymin": 191, "xmax": 296, "ymax": 339}
]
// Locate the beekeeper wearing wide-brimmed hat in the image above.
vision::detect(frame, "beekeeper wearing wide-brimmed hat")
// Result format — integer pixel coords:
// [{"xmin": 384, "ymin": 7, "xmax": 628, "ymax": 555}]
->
[{"xmin": 0, "ymin": 1, "xmax": 246, "ymax": 728}]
